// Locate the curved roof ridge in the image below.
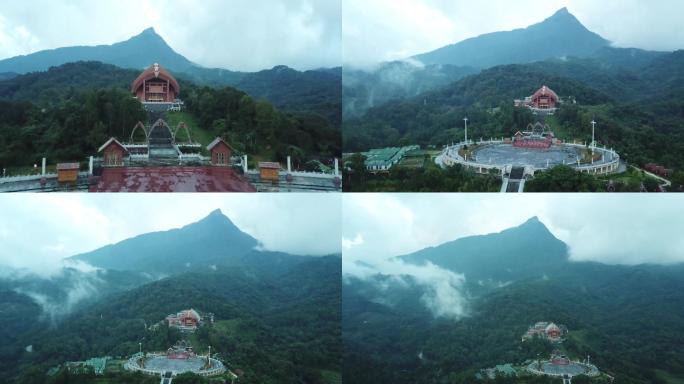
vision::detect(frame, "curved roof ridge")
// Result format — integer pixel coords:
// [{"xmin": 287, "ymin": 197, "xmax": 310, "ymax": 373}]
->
[{"xmin": 131, "ymin": 63, "xmax": 180, "ymax": 94}]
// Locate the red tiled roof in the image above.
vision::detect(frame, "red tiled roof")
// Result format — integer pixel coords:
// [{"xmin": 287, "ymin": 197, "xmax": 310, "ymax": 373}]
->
[
  {"xmin": 57, "ymin": 163, "xmax": 80, "ymax": 170},
  {"xmin": 98, "ymin": 137, "xmax": 128, "ymax": 153},
  {"xmin": 90, "ymin": 167, "xmax": 256, "ymax": 192},
  {"xmin": 131, "ymin": 63, "xmax": 180, "ymax": 94},
  {"xmin": 206, "ymin": 137, "xmax": 232, "ymax": 151},
  {"xmin": 532, "ymin": 85, "xmax": 558, "ymax": 101},
  {"xmin": 258, "ymin": 162, "xmax": 281, "ymax": 169}
]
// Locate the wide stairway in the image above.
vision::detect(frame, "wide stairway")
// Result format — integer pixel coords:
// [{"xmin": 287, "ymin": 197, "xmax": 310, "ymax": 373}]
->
[
  {"xmin": 148, "ymin": 120, "xmax": 179, "ymax": 159},
  {"xmin": 501, "ymin": 166, "xmax": 526, "ymax": 193}
]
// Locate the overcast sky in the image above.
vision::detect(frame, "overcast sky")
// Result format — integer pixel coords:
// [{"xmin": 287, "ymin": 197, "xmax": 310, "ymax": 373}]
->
[
  {"xmin": 0, "ymin": 0, "xmax": 341, "ymax": 71},
  {"xmin": 344, "ymin": 0, "xmax": 684, "ymax": 68},
  {"xmin": 343, "ymin": 194, "xmax": 684, "ymax": 274},
  {"xmin": 0, "ymin": 194, "xmax": 341, "ymax": 275}
]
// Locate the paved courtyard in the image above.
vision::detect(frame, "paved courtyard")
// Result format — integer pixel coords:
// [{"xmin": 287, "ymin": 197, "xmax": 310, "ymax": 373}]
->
[
  {"xmin": 144, "ymin": 356, "xmax": 205, "ymax": 373},
  {"xmin": 473, "ymin": 144, "xmax": 580, "ymax": 168},
  {"xmin": 527, "ymin": 361, "xmax": 599, "ymax": 377}
]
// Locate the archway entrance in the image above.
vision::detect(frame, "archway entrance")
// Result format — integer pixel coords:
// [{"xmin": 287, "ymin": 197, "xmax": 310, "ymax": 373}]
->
[{"xmin": 148, "ymin": 119, "xmax": 178, "ymax": 158}]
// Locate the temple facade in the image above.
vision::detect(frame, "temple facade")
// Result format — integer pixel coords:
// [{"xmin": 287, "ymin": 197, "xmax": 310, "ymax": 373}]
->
[
  {"xmin": 514, "ymin": 85, "xmax": 559, "ymax": 113},
  {"xmin": 512, "ymin": 122, "xmax": 557, "ymax": 149},
  {"xmin": 166, "ymin": 309, "xmax": 201, "ymax": 332},
  {"xmin": 522, "ymin": 321, "xmax": 565, "ymax": 342},
  {"xmin": 131, "ymin": 63, "xmax": 180, "ymax": 103}
]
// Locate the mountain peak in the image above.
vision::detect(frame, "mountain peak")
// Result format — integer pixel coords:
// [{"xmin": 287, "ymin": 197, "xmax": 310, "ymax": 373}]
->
[
  {"xmin": 554, "ymin": 7, "xmax": 570, "ymax": 15},
  {"xmin": 523, "ymin": 215, "xmax": 541, "ymax": 224},
  {"xmin": 515, "ymin": 216, "xmax": 550, "ymax": 232},
  {"xmin": 198, "ymin": 208, "xmax": 231, "ymax": 224},
  {"xmin": 131, "ymin": 27, "xmax": 165, "ymax": 42},
  {"xmin": 542, "ymin": 6, "xmax": 583, "ymax": 26},
  {"xmin": 209, "ymin": 208, "xmax": 223, "ymax": 216},
  {"xmin": 413, "ymin": 5, "xmax": 608, "ymax": 67}
]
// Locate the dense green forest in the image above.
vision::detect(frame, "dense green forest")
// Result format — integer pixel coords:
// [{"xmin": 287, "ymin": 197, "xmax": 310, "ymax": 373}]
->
[
  {"xmin": 343, "ymin": 219, "xmax": 684, "ymax": 383},
  {"xmin": 3, "ymin": 256, "xmax": 341, "ymax": 384},
  {"xmin": 181, "ymin": 83, "xmax": 340, "ymax": 164},
  {"xmin": 343, "ymin": 262, "xmax": 684, "ymax": 384},
  {"xmin": 344, "ymin": 154, "xmax": 501, "ymax": 192},
  {"xmin": 0, "ymin": 88, "xmax": 147, "ymax": 167},
  {"xmin": 344, "ymin": 52, "xmax": 684, "ymax": 172},
  {"xmin": 0, "ymin": 61, "xmax": 340, "ymax": 169}
]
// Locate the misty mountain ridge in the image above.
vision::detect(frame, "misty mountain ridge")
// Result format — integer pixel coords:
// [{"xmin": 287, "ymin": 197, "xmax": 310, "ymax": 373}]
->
[
  {"xmin": 343, "ymin": 218, "xmax": 684, "ymax": 383},
  {"xmin": 399, "ymin": 216, "xmax": 568, "ymax": 283},
  {"xmin": 343, "ymin": 7, "xmax": 671, "ymax": 119},
  {"xmin": 413, "ymin": 7, "xmax": 609, "ymax": 67},
  {"xmin": 0, "ymin": 27, "xmax": 197, "ymax": 74},
  {"xmin": 70, "ymin": 208, "xmax": 266, "ymax": 275},
  {"xmin": 0, "ymin": 28, "xmax": 341, "ymax": 125}
]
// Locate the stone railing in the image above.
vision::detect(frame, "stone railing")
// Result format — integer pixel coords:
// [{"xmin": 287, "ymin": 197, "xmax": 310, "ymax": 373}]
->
[
  {"xmin": 0, "ymin": 173, "xmax": 57, "ymax": 183},
  {"xmin": 124, "ymin": 353, "xmax": 226, "ymax": 377},
  {"xmin": 439, "ymin": 140, "xmax": 620, "ymax": 176}
]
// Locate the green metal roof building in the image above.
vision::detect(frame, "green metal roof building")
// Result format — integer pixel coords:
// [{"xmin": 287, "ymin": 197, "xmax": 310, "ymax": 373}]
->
[{"xmin": 363, "ymin": 146, "xmax": 419, "ymax": 171}]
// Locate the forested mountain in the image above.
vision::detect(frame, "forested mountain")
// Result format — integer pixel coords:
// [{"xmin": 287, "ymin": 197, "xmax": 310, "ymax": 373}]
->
[
  {"xmin": 0, "ymin": 28, "xmax": 341, "ymax": 127},
  {"xmin": 343, "ymin": 62, "xmax": 477, "ymax": 118},
  {"xmin": 413, "ymin": 8, "xmax": 608, "ymax": 67},
  {"xmin": 6, "ymin": 256, "xmax": 340, "ymax": 384},
  {"xmin": 344, "ymin": 50, "xmax": 684, "ymax": 171},
  {"xmin": 0, "ymin": 210, "xmax": 341, "ymax": 384},
  {"xmin": 0, "ymin": 61, "xmax": 140, "ymax": 105},
  {"xmin": 400, "ymin": 217, "xmax": 567, "ymax": 283},
  {"xmin": 0, "ymin": 61, "xmax": 341, "ymax": 168},
  {"xmin": 233, "ymin": 65, "xmax": 341, "ymax": 126},
  {"xmin": 343, "ymin": 219, "xmax": 684, "ymax": 384},
  {"xmin": 0, "ymin": 28, "xmax": 196, "ymax": 74},
  {"xmin": 71, "ymin": 209, "xmax": 259, "ymax": 274},
  {"xmin": 343, "ymin": 64, "xmax": 607, "ymax": 151}
]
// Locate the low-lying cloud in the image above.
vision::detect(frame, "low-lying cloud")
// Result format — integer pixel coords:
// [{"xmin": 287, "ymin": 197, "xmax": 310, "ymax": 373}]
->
[
  {"xmin": 344, "ymin": 257, "xmax": 469, "ymax": 319},
  {"xmin": 8, "ymin": 260, "xmax": 106, "ymax": 324}
]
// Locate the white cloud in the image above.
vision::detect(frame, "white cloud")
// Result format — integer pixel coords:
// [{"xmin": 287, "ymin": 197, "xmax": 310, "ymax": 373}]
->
[
  {"xmin": 343, "ymin": 0, "xmax": 684, "ymax": 68},
  {"xmin": 0, "ymin": 0, "xmax": 340, "ymax": 71},
  {"xmin": 342, "ymin": 233, "xmax": 364, "ymax": 250},
  {"xmin": 0, "ymin": 194, "xmax": 341, "ymax": 276},
  {"xmin": 343, "ymin": 194, "xmax": 684, "ymax": 268}
]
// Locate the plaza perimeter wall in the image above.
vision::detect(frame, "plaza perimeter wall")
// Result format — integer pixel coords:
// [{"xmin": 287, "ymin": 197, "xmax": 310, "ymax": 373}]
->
[
  {"xmin": 438, "ymin": 139, "xmax": 620, "ymax": 176},
  {"xmin": 124, "ymin": 352, "xmax": 226, "ymax": 377}
]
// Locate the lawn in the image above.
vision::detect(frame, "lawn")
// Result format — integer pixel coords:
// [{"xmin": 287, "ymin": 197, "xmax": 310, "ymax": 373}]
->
[{"xmin": 166, "ymin": 111, "xmax": 214, "ymax": 147}]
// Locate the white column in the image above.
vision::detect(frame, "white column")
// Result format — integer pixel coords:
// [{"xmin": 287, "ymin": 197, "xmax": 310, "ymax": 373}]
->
[
  {"xmin": 243, "ymin": 155, "xmax": 248, "ymax": 173},
  {"xmin": 334, "ymin": 158, "xmax": 339, "ymax": 176},
  {"xmin": 591, "ymin": 120, "xmax": 596, "ymax": 155},
  {"xmin": 89, "ymin": 156, "xmax": 94, "ymax": 175},
  {"xmin": 463, "ymin": 117, "xmax": 468, "ymax": 144},
  {"xmin": 42, "ymin": 157, "xmax": 46, "ymax": 176},
  {"xmin": 287, "ymin": 156, "xmax": 292, "ymax": 172}
]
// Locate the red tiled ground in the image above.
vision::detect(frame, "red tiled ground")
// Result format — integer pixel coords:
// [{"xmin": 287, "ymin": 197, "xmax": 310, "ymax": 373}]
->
[{"xmin": 90, "ymin": 167, "xmax": 256, "ymax": 192}]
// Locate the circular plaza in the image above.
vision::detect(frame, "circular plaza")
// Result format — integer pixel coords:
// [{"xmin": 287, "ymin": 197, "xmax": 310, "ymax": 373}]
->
[
  {"xmin": 125, "ymin": 352, "xmax": 225, "ymax": 377},
  {"xmin": 439, "ymin": 140, "xmax": 620, "ymax": 176},
  {"xmin": 526, "ymin": 354, "xmax": 599, "ymax": 379}
]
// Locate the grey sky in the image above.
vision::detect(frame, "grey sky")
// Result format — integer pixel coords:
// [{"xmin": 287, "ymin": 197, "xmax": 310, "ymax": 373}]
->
[
  {"xmin": 343, "ymin": 0, "xmax": 684, "ymax": 68},
  {"xmin": 0, "ymin": 0, "xmax": 341, "ymax": 71},
  {"xmin": 0, "ymin": 194, "xmax": 341, "ymax": 275},
  {"xmin": 343, "ymin": 194, "xmax": 684, "ymax": 274}
]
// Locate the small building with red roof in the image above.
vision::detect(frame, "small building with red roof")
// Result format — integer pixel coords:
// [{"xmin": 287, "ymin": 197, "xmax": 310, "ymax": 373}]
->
[
  {"xmin": 98, "ymin": 137, "xmax": 129, "ymax": 167},
  {"xmin": 206, "ymin": 137, "xmax": 232, "ymax": 167},
  {"xmin": 57, "ymin": 163, "xmax": 80, "ymax": 183}
]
